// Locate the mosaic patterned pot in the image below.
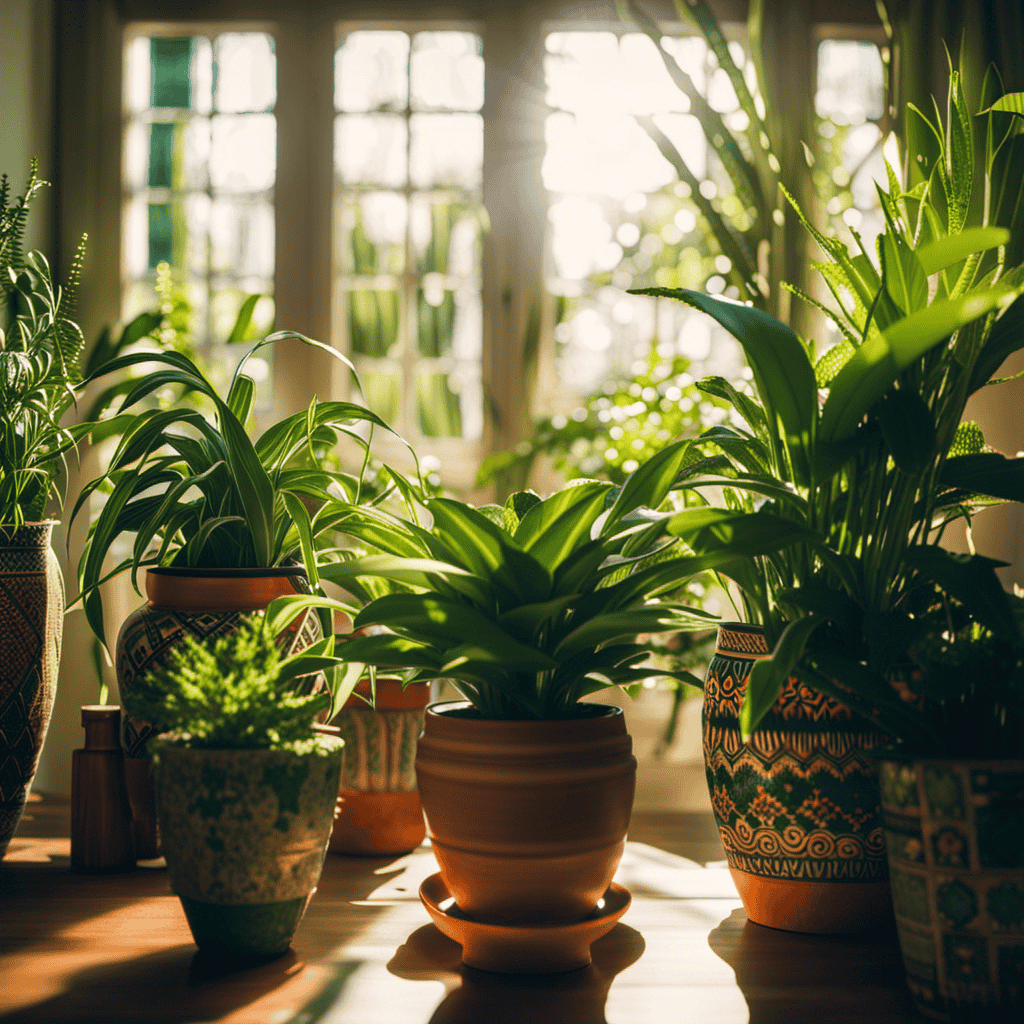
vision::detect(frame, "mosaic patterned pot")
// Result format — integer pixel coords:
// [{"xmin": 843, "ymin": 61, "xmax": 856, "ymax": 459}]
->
[
  {"xmin": 0, "ymin": 523, "xmax": 63, "ymax": 859},
  {"xmin": 152, "ymin": 735, "xmax": 344, "ymax": 957},
  {"xmin": 703, "ymin": 622, "xmax": 890, "ymax": 933},
  {"xmin": 328, "ymin": 677, "xmax": 429, "ymax": 856},
  {"xmin": 878, "ymin": 754, "xmax": 1024, "ymax": 1020}
]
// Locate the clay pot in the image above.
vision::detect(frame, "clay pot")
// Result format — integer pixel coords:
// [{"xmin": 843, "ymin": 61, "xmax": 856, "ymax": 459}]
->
[
  {"xmin": 329, "ymin": 677, "xmax": 429, "ymax": 856},
  {"xmin": 0, "ymin": 522, "xmax": 63, "ymax": 859},
  {"xmin": 415, "ymin": 701, "xmax": 636, "ymax": 926},
  {"xmin": 152, "ymin": 735, "xmax": 344, "ymax": 958},
  {"xmin": 115, "ymin": 566, "xmax": 325, "ymax": 857},
  {"xmin": 878, "ymin": 753, "xmax": 1024, "ymax": 1020},
  {"xmin": 703, "ymin": 622, "xmax": 891, "ymax": 933}
]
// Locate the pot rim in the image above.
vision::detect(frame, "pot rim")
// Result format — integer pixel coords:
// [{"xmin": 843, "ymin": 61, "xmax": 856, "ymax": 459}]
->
[
  {"xmin": 715, "ymin": 620, "xmax": 765, "ymax": 633},
  {"xmin": 146, "ymin": 565, "xmax": 308, "ymax": 579},
  {"xmin": 425, "ymin": 699, "xmax": 623, "ymax": 723}
]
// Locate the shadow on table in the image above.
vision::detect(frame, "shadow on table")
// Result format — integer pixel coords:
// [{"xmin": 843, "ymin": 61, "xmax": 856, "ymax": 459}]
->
[
  {"xmin": 708, "ymin": 906, "xmax": 922, "ymax": 1024},
  {"xmin": 0, "ymin": 944, "xmax": 306, "ymax": 1023},
  {"xmin": 386, "ymin": 922, "xmax": 645, "ymax": 1024}
]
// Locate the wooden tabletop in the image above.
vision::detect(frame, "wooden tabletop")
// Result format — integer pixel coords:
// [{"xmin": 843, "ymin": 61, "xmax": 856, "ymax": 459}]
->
[{"xmin": 0, "ymin": 795, "xmax": 923, "ymax": 1023}]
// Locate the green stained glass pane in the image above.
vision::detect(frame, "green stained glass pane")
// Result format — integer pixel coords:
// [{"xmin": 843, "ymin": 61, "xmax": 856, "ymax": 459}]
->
[
  {"xmin": 148, "ymin": 122, "xmax": 175, "ymax": 188},
  {"xmin": 151, "ymin": 38, "xmax": 193, "ymax": 108},
  {"xmin": 346, "ymin": 289, "xmax": 400, "ymax": 357},
  {"xmin": 148, "ymin": 203, "xmax": 173, "ymax": 268}
]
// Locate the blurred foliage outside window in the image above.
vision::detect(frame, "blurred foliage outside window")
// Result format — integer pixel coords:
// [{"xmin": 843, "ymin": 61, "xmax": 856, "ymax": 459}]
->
[{"xmin": 334, "ymin": 29, "xmax": 486, "ymax": 443}]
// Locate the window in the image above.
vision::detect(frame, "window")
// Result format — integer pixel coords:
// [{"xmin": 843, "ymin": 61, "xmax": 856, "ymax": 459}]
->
[{"xmin": 122, "ymin": 29, "xmax": 278, "ymax": 390}]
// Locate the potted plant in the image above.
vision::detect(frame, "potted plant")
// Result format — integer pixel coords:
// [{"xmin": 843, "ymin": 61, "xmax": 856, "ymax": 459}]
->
[
  {"xmin": 127, "ymin": 612, "xmax": 344, "ymax": 958},
  {"xmin": 322, "ymin": 443, "xmax": 781, "ymax": 970},
  {"xmin": 0, "ymin": 164, "xmax": 87, "ymax": 858},
  {"xmin": 629, "ymin": 69, "xmax": 1024, "ymax": 932},
  {"xmin": 71, "ymin": 335, "xmax": 398, "ymax": 853},
  {"xmin": 872, "ymin": 554, "xmax": 1024, "ymax": 1019}
]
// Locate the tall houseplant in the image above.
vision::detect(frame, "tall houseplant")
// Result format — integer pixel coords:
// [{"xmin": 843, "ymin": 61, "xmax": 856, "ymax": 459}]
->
[
  {"xmin": 322, "ymin": 442, "xmax": 798, "ymax": 970},
  {"xmin": 631, "ymin": 72, "xmax": 1024, "ymax": 931},
  {"xmin": 0, "ymin": 164, "xmax": 86, "ymax": 856}
]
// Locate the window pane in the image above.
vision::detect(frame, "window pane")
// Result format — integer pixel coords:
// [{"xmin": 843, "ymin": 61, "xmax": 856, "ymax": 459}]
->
[
  {"xmin": 410, "ymin": 31, "xmax": 484, "ymax": 111},
  {"xmin": 338, "ymin": 192, "xmax": 407, "ymax": 275},
  {"xmin": 410, "ymin": 195, "xmax": 481, "ymax": 277},
  {"xmin": 335, "ymin": 31, "xmax": 409, "ymax": 112},
  {"xmin": 360, "ymin": 368, "xmax": 402, "ymax": 425},
  {"xmin": 416, "ymin": 369, "xmax": 481, "ymax": 440},
  {"xmin": 345, "ymin": 289, "xmax": 401, "ymax": 357},
  {"xmin": 335, "ymin": 114, "xmax": 408, "ymax": 187},
  {"xmin": 210, "ymin": 114, "xmax": 276, "ymax": 193},
  {"xmin": 214, "ymin": 33, "xmax": 276, "ymax": 112},
  {"xmin": 410, "ymin": 113, "xmax": 483, "ymax": 190},
  {"xmin": 210, "ymin": 198, "xmax": 275, "ymax": 277},
  {"xmin": 149, "ymin": 37, "xmax": 212, "ymax": 112}
]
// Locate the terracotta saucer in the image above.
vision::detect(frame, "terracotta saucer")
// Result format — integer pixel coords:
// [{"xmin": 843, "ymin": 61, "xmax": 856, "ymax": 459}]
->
[{"xmin": 418, "ymin": 873, "xmax": 631, "ymax": 974}]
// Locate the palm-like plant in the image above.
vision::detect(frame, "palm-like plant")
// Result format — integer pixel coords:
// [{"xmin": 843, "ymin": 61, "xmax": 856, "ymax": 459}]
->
[
  {"xmin": 634, "ymin": 69, "xmax": 1024, "ymax": 743},
  {"xmin": 72, "ymin": 334, "xmax": 407, "ymax": 649},
  {"xmin": 0, "ymin": 163, "xmax": 87, "ymax": 525},
  {"xmin": 316, "ymin": 441, "xmax": 809, "ymax": 720}
]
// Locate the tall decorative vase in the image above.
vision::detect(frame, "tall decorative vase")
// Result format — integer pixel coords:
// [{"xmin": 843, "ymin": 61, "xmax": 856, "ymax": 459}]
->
[
  {"xmin": 328, "ymin": 677, "xmax": 429, "ymax": 856},
  {"xmin": 116, "ymin": 566, "xmax": 324, "ymax": 857},
  {"xmin": 878, "ymin": 753, "xmax": 1024, "ymax": 1020},
  {"xmin": 703, "ymin": 622, "xmax": 891, "ymax": 933},
  {"xmin": 0, "ymin": 522, "xmax": 63, "ymax": 859}
]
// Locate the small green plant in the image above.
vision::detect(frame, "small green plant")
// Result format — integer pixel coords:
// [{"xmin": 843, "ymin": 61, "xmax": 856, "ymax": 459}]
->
[
  {"xmin": 0, "ymin": 162, "xmax": 87, "ymax": 525},
  {"xmin": 123, "ymin": 614, "xmax": 332, "ymax": 751}
]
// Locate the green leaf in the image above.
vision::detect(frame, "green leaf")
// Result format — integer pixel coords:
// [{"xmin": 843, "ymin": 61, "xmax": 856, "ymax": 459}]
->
[
  {"xmin": 282, "ymin": 492, "xmax": 319, "ymax": 588},
  {"xmin": 880, "ymin": 230, "xmax": 928, "ymax": 315},
  {"xmin": 226, "ymin": 373, "xmax": 256, "ymax": 426},
  {"xmin": 741, "ymin": 615, "xmax": 822, "ymax": 739},
  {"xmin": 940, "ymin": 452, "xmax": 1024, "ymax": 501},
  {"xmin": 969, "ymin": 295, "xmax": 1024, "ymax": 393},
  {"xmin": 602, "ymin": 439, "xmax": 692, "ymax": 534},
  {"xmin": 553, "ymin": 605, "xmax": 713, "ymax": 662},
  {"xmin": 916, "ymin": 227, "xmax": 1010, "ymax": 276},
  {"xmin": 876, "ymin": 388, "xmax": 936, "ymax": 474},
  {"xmin": 319, "ymin": 555, "xmax": 490, "ymax": 606},
  {"xmin": 947, "ymin": 70, "xmax": 973, "ymax": 234},
  {"xmin": 668, "ymin": 507, "xmax": 819, "ymax": 557},
  {"xmin": 695, "ymin": 376, "xmax": 769, "ymax": 440},
  {"xmin": 226, "ymin": 294, "xmax": 262, "ymax": 344},
  {"xmin": 980, "ymin": 92, "xmax": 1024, "ymax": 119},
  {"xmin": 819, "ymin": 289, "xmax": 1016, "ymax": 443},
  {"xmin": 515, "ymin": 481, "xmax": 611, "ymax": 563},
  {"xmin": 814, "ymin": 340, "xmax": 855, "ymax": 387}
]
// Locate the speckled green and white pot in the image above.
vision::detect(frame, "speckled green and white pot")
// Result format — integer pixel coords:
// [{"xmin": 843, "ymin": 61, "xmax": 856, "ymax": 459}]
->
[{"xmin": 152, "ymin": 736, "xmax": 344, "ymax": 958}]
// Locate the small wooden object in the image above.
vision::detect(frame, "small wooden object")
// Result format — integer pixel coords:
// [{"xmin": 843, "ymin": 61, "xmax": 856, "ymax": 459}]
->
[{"xmin": 71, "ymin": 706, "xmax": 136, "ymax": 872}]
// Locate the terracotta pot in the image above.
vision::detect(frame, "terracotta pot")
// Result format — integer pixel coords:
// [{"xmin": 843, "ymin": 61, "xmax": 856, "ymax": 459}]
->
[
  {"xmin": 0, "ymin": 522, "xmax": 63, "ymax": 859},
  {"xmin": 329, "ymin": 677, "xmax": 429, "ymax": 856},
  {"xmin": 878, "ymin": 753, "xmax": 1024, "ymax": 1020},
  {"xmin": 153, "ymin": 735, "xmax": 344, "ymax": 958},
  {"xmin": 703, "ymin": 622, "xmax": 891, "ymax": 933},
  {"xmin": 415, "ymin": 701, "xmax": 636, "ymax": 926},
  {"xmin": 115, "ymin": 566, "xmax": 325, "ymax": 857}
]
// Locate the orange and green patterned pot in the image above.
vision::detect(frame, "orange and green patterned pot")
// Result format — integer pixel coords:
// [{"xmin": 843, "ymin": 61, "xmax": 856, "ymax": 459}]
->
[
  {"xmin": 328, "ymin": 678, "xmax": 429, "ymax": 856},
  {"xmin": 116, "ymin": 566, "xmax": 325, "ymax": 858},
  {"xmin": 0, "ymin": 523, "xmax": 63, "ymax": 860},
  {"xmin": 152, "ymin": 735, "xmax": 344, "ymax": 958},
  {"xmin": 703, "ymin": 622, "xmax": 890, "ymax": 933},
  {"xmin": 878, "ymin": 754, "xmax": 1024, "ymax": 1020}
]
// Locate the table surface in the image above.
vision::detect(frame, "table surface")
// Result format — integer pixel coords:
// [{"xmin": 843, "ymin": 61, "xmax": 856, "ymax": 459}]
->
[{"xmin": 0, "ymin": 795, "xmax": 924, "ymax": 1024}]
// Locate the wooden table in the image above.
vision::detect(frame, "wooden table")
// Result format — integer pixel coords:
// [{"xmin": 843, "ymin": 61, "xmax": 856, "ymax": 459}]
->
[{"xmin": 0, "ymin": 795, "xmax": 923, "ymax": 1023}]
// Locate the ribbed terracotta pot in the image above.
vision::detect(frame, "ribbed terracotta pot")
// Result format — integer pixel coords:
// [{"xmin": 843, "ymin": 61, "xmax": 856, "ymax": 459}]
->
[
  {"xmin": 415, "ymin": 700, "xmax": 636, "ymax": 926},
  {"xmin": 153, "ymin": 735, "xmax": 344, "ymax": 958},
  {"xmin": 878, "ymin": 753, "xmax": 1024, "ymax": 1021},
  {"xmin": 329, "ymin": 677, "xmax": 429, "ymax": 856},
  {"xmin": 0, "ymin": 522, "xmax": 63, "ymax": 860},
  {"xmin": 703, "ymin": 622, "xmax": 890, "ymax": 933},
  {"xmin": 116, "ymin": 566, "xmax": 325, "ymax": 857}
]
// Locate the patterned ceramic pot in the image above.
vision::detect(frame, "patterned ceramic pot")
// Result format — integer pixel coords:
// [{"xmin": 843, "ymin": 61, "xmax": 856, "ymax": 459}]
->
[
  {"xmin": 328, "ymin": 677, "xmax": 429, "ymax": 856},
  {"xmin": 878, "ymin": 754, "xmax": 1024, "ymax": 1020},
  {"xmin": 116, "ymin": 567, "xmax": 324, "ymax": 858},
  {"xmin": 152, "ymin": 736, "xmax": 344, "ymax": 957},
  {"xmin": 0, "ymin": 522, "xmax": 63, "ymax": 859},
  {"xmin": 703, "ymin": 622, "xmax": 890, "ymax": 933}
]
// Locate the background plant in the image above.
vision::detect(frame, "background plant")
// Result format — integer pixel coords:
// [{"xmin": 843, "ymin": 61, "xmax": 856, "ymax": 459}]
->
[
  {"xmin": 0, "ymin": 162, "xmax": 87, "ymax": 526},
  {"xmin": 124, "ymin": 613, "xmax": 333, "ymax": 752},
  {"xmin": 639, "ymin": 68, "xmax": 1024, "ymax": 742}
]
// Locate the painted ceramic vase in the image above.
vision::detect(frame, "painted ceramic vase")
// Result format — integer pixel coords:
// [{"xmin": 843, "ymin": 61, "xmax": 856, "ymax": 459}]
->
[
  {"xmin": 878, "ymin": 754, "xmax": 1024, "ymax": 1020},
  {"xmin": 153, "ymin": 736, "xmax": 344, "ymax": 957},
  {"xmin": 328, "ymin": 678, "xmax": 429, "ymax": 856},
  {"xmin": 415, "ymin": 701, "xmax": 636, "ymax": 930},
  {"xmin": 703, "ymin": 622, "xmax": 890, "ymax": 933},
  {"xmin": 0, "ymin": 522, "xmax": 63, "ymax": 859},
  {"xmin": 116, "ymin": 567, "xmax": 324, "ymax": 758}
]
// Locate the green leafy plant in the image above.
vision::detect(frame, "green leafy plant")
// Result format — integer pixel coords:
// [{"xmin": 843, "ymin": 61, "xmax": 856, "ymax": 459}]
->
[
  {"xmin": 316, "ymin": 441, "xmax": 803, "ymax": 720},
  {"xmin": 71, "ymin": 334, "xmax": 409, "ymax": 649},
  {"xmin": 0, "ymin": 162, "xmax": 87, "ymax": 525},
  {"xmin": 123, "ymin": 613, "xmax": 333, "ymax": 751},
  {"xmin": 632, "ymin": 67, "xmax": 1024, "ymax": 743}
]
